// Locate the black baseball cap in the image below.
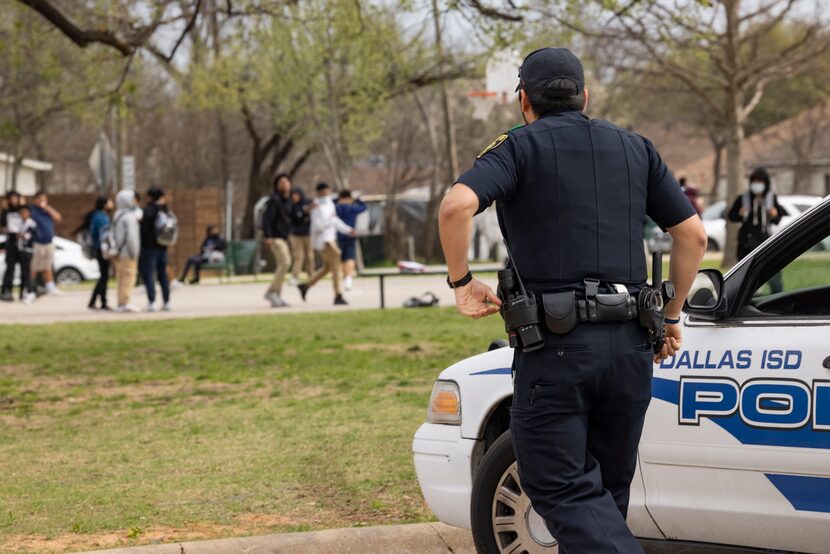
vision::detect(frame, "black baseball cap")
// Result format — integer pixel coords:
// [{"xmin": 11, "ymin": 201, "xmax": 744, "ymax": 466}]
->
[{"xmin": 516, "ymin": 47, "xmax": 584, "ymax": 97}]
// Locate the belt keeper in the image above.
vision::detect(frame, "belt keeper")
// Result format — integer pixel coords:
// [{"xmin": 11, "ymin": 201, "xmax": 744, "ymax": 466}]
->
[{"xmin": 584, "ymin": 278, "xmax": 600, "ymax": 299}]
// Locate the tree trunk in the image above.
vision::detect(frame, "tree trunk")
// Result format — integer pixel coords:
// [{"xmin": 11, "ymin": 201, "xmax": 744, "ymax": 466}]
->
[
  {"xmin": 721, "ymin": 0, "xmax": 743, "ymax": 270},
  {"xmin": 428, "ymin": 0, "xmax": 459, "ymax": 262},
  {"xmin": 722, "ymin": 115, "xmax": 744, "ymax": 268}
]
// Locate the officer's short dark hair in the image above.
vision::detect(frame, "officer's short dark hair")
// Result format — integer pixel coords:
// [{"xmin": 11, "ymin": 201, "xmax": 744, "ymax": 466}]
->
[{"xmin": 525, "ymin": 79, "xmax": 586, "ymax": 117}]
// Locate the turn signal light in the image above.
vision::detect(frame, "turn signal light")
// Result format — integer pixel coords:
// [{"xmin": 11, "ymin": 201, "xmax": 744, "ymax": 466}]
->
[{"xmin": 427, "ymin": 380, "xmax": 461, "ymax": 425}]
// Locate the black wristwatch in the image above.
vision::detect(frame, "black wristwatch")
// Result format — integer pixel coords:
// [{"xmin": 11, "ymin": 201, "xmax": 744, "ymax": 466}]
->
[{"xmin": 447, "ymin": 270, "xmax": 473, "ymax": 289}]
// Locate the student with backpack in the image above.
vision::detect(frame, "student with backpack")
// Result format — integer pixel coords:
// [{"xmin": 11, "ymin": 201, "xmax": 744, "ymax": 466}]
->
[
  {"xmin": 139, "ymin": 187, "xmax": 177, "ymax": 312},
  {"xmin": 15, "ymin": 203, "xmax": 37, "ymax": 304},
  {"xmin": 112, "ymin": 190, "xmax": 141, "ymax": 313},
  {"xmin": 77, "ymin": 196, "xmax": 114, "ymax": 310}
]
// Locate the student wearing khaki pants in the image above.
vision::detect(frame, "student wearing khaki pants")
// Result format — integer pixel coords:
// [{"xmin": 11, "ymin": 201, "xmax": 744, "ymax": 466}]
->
[
  {"xmin": 112, "ymin": 190, "xmax": 141, "ymax": 313},
  {"xmin": 298, "ymin": 182, "xmax": 355, "ymax": 306},
  {"xmin": 289, "ymin": 188, "xmax": 315, "ymax": 284},
  {"xmin": 262, "ymin": 174, "xmax": 294, "ymax": 308}
]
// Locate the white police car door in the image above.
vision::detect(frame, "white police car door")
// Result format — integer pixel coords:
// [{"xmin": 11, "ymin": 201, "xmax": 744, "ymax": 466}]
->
[{"xmin": 640, "ymin": 203, "xmax": 830, "ymax": 553}]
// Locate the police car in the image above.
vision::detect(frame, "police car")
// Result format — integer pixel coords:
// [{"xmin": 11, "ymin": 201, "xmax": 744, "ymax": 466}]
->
[{"xmin": 413, "ymin": 196, "xmax": 830, "ymax": 553}]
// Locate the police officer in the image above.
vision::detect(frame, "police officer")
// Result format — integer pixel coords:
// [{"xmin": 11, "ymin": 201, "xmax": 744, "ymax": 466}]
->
[{"xmin": 439, "ymin": 48, "xmax": 707, "ymax": 553}]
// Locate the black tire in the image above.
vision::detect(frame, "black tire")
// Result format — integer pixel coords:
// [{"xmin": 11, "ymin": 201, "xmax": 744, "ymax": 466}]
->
[
  {"xmin": 55, "ymin": 266, "xmax": 84, "ymax": 286},
  {"xmin": 471, "ymin": 431, "xmax": 558, "ymax": 554}
]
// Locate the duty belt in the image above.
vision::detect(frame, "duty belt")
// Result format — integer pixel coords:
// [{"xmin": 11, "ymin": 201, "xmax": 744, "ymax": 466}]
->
[{"xmin": 535, "ymin": 279, "xmax": 638, "ymax": 335}]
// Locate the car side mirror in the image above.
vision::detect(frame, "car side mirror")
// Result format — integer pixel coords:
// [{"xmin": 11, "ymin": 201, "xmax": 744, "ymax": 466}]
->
[{"xmin": 683, "ymin": 268, "xmax": 727, "ymax": 320}]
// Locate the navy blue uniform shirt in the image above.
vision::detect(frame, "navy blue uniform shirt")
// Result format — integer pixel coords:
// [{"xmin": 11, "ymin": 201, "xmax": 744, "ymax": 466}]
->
[{"xmin": 457, "ymin": 111, "xmax": 695, "ymax": 292}]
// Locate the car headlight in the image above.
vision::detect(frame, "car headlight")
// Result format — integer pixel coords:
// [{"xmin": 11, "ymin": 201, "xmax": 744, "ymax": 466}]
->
[{"xmin": 427, "ymin": 380, "xmax": 461, "ymax": 425}]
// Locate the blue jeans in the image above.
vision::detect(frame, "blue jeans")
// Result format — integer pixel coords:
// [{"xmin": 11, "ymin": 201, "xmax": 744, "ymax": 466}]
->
[{"xmin": 139, "ymin": 247, "xmax": 170, "ymax": 304}]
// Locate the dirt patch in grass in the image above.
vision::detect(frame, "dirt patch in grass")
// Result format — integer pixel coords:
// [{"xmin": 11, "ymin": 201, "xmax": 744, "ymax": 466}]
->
[
  {"xmin": 0, "ymin": 510, "xmax": 404, "ymax": 553},
  {"xmin": 345, "ymin": 343, "xmax": 435, "ymax": 355}
]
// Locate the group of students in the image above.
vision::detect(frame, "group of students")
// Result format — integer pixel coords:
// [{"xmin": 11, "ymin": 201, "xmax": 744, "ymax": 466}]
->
[
  {"xmin": 261, "ymin": 174, "xmax": 366, "ymax": 308},
  {"xmin": 0, "ymin": 190, "xmax": 63, "ymax": 303},
  {"xmin": 78, "ymin": 187, "xmax": 176, "ymax": 313}
]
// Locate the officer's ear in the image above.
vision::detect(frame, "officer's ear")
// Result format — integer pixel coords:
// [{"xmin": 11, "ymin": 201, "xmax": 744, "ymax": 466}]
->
[
  {"xmin": 519, "ymin": 89, "xmax": 532, "ymax": 114},
  {"xmin": 583, "ymin": 88, "xmax": 590, "ymax": 112}
]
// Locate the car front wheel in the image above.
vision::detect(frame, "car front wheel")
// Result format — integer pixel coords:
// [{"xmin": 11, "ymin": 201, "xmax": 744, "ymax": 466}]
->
[{"xmin": 471, "ymin": 431, "xmax": 558, "ymax": 553}]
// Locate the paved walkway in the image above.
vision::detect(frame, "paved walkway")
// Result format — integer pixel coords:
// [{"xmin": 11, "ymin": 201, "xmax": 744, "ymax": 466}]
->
[
  {"xmin": 0, "ymin": 273, "xmax": 498, "ymax": 325},
  {"xmin": 80, "ymin": 523, "xmax": 475, "ymax": 554}
]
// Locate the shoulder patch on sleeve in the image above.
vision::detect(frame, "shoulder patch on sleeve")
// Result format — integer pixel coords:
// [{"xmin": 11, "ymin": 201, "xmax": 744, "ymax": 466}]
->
[{"xmin": 477, "ymin": 134, "xmax": 509, "ymax": 159}]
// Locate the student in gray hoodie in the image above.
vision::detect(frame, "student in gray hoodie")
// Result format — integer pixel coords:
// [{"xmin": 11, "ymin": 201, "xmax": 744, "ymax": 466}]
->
[{"xmin": 113, "ymin": 190, "xmax": 141, "ymax": 313}]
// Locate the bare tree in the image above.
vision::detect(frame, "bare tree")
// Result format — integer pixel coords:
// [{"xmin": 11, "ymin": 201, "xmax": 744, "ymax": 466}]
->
[{"xmin": 466, "ymin": 0, "xmax": 830, "ymax": 266}]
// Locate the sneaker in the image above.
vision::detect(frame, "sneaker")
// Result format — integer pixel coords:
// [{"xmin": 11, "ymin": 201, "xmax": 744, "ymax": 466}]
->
[
  {"xmin": 171, "ymin": 280, "xmax": 184, "ymax": 290},
  {"xmin": 100, "ymin": 305, "xmax": 113, "ymax": 312},
  {"xmin": 21, "ymin": 292, "xmax": 36, "ymax": 305},
  {"xmin": 0, "ymin": 292, "xmax": 13, "ymax": 302},
  {"xmin": 297, "ymin": 283, "xmax": 309, "ymax": 302},
  {"xmin": 270, "ymin": 295, "xmax": 289, "ymax": 308},
  {"xmin": 116, "ymin": 304, "xmax": 140, "ymax": 313},
  {"xmin": 88, "ymin": 304, "xmax": 98, "ymax": 311},
  {"xmin": 188, "ymin": 278, "xmax": 200, "ymax": 285},
  {"xmin": 145, "ymin": 303, "xmax": 157, "ymax": 313},
  {"xmin": 162, "ymin": 303, "xmax": 172, "ymax": 312},
  {"xmin": 344, "ymin": 276, "xmax": 353, "ymax": 290},
  {"xmin": 334, "ymin": 294, "xmax": 348, "ymax": 306},
  {"xmin": 46, "ymin": 285, "xmax": 63, "ymax": 296}
]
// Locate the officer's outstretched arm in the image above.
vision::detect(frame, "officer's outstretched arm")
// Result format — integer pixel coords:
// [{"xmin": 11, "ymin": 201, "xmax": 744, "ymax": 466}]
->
[
  {"xmin": 659, "ymin": 214, "xmax": 708, "ymax": 361},
  {"xmin": 439, "ymin": 184, "xmax": 501, "ymax": 319}
]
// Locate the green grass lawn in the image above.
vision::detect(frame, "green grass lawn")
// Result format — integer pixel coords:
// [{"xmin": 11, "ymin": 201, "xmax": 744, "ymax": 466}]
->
[{"xmin": 0, "ymin": 309, "xmax": 503, "ymax": 553}]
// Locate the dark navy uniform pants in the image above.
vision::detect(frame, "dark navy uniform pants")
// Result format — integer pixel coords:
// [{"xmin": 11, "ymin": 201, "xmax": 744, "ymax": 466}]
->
[{"xmin": 510, "ymin": 320, "xmax": 652, "ymax": 554}]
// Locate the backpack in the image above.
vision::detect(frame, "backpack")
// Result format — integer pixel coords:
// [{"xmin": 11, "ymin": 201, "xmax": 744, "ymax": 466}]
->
[
  {"xmin": 155, "ymin": 209, "xmax": 179, "ymax": 246},
  {"xmin": 99, "ymin": 220, "xmax": 119, "ymax": 260},
  {"xmin": 76, "ymin": 229, "xmax": 94, "ymax": 259}
]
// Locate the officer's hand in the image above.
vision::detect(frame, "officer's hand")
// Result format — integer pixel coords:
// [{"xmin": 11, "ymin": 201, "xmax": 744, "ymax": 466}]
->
[
  {"xmin": 769, "ymin": 207, "xmax": 778, "ymax": 219},
  {"xmin": 264, "ymin": 238, "xmax": 273, "ymax": 245},
  {"xmin": 654, "ymin": 322, "xmax": 682, "ymax": 363},
  {"xmin": 454, "ymin": 278, "xmax": 502, "ymax": 319}
]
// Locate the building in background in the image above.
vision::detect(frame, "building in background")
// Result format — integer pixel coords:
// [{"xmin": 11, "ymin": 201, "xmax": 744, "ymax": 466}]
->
[
  {"xmin": 0, "ymin": 153, "xmax": 53, "ymax": 195},
  {"xmin": 679, "ymin": 102, "xmax": 830, "ymax": 201}
]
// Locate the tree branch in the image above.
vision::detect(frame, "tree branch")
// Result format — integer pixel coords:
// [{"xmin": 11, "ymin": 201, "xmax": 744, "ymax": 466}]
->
[{"xmin": 17, "ymin": 0, "xmax": 136, "ymax": 55}]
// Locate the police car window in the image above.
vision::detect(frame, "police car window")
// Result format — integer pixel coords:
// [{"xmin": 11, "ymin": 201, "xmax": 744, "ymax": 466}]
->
[{"xmin": 750, "ymin": 230, "xmax": 830, "ymax": 316}]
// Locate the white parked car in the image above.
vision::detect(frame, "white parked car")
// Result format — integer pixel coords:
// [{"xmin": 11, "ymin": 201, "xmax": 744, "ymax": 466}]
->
[
  {"xmin": 646, "ymin": 195, "xmax": 823, "ymax": 254},
  {"xmin": 0, "ymin": 235, "xmax": 101, "ymax": 287},
  {"xmin": 414, "ymin": 196, "xmax": 830, "ymax": 553}
]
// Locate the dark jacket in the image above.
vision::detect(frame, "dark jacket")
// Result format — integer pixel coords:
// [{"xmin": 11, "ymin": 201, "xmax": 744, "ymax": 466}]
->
[
  {"xmin": 289, "ymin": 189, "xmax": 311, "ymax": 236},
  {"xmin": 141, "ymin": 202, "xmax": 169, "ymax": 250},
  {"xmin": 262, "ymin": 193, "xmax": 292, "ymax": 240},
  {"xmin": 29, "ymin": 205, "xmax": 55, "ymax": 245},
  {"xmin": 200, "ymin": 234, "xmax": 226, "ymax": 258},
  {"xmin": 335, "ymin": 199, "xmax": 366, "ymax": 241},
  {"xmin": 727, "ymin": 191, "xmax": 786, "ymax": 260}
]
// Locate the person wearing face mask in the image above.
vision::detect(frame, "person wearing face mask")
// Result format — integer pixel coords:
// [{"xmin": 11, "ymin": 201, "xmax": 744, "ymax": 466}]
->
[{"xmin": 728, "ymin": 167, "xmax": 787, "ymax": 261}]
